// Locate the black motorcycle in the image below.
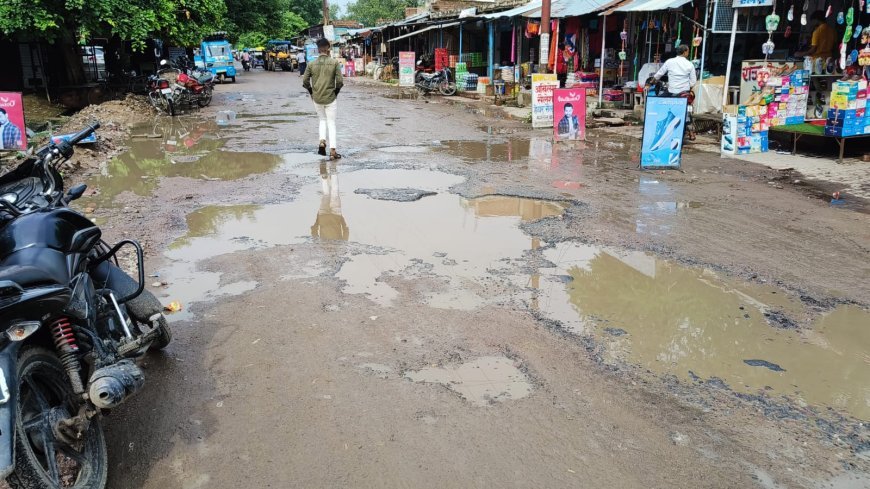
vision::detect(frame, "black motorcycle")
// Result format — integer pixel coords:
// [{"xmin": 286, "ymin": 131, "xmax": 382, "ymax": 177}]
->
[
  {"xmin": 0, "ymin": 123, "xmax": 171, "ymax": 488},
  {"xmin": 415, "ymin": 67, "xmax": 456, "ymax": 96}
]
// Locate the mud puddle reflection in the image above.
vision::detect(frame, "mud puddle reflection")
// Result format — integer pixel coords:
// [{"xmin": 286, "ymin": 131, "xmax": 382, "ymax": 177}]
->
[
  {"xmin": 79, "ymin": 117, "xmax": 282, "ymax": 207},
  {"xmin": 536, "ymin": 242, "xmax": 870, "ymax": 420},
  {"xmin": 158, "ymin": 165, "xmax": 567, "ymax": 317},
  {"xmin": 437, "ymin": 139, "xmax": 531, "ymax": 163}
]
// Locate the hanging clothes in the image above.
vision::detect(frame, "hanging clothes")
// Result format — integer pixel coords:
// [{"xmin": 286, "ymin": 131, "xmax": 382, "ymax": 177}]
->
[
  {"xmin": 564, "ymin": 16, "xmax": 581, "ymax": 73},
  {"xmin": 526, "ymin": 20, "xmax": 540, "ymax": 38},
  {"xmin": 549, "ymin": 20, "xmax": 559, "ymax": 71}
]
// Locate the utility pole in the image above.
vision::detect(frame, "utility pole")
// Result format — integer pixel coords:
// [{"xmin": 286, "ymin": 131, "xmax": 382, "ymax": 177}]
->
[
  {"xmin": 539, "ymin": 0, "xmax": 551, "ymax": 73},
  {"xmin": 322, "ymin": 0, "xmax": 330, "ymax": 25}
]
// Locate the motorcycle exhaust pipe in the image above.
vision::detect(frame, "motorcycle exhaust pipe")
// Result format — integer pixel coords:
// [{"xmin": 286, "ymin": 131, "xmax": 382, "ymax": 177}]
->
[{"xmin": 88, "ymin": 360, "xmax": 145, "ymax": 409}]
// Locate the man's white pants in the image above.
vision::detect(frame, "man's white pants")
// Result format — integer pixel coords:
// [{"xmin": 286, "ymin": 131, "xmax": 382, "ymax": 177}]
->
[{"xmin": 314, "ymin": 101, "xmax": 337, "ymax": 149}]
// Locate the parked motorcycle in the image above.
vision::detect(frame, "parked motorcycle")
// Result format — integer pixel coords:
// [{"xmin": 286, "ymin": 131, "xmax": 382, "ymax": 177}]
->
[
  {"xmin": 148, "ymin": 59, "xmax": 214, "ymax": 116},
  {"xmin": 415, "ymin": 67, "xmax": 456, "ymax": 96},
  {"xmin": 0, "ymin": 122, "xmax": 171, "ymax": 488}
]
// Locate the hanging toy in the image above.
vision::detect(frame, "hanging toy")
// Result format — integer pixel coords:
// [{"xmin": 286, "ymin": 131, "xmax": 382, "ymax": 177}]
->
[
  {"xmin": 826, "ymin": 5, "xmax": 833, "ymax": 17},
  {"xmin": 801, "ymin": 13, "xmax": 808, "ymax": 25},
  {"xmin": 788, "ymin": 5, "xmax": 794, "ymax": 21},
  {"xmin": 844, "ymin": 25, "xmax": 854, "ymax": 43},
  {"xmin": 693, "ymin": 36, "xmax": 702, "ymax": 46},
  {"xmin": 862, "ymin": 29, "xmax": 870, "ymax": 43},
  {"xmin": 762, "ymin": 39, "xmax": 776, "ymax": 56},
  {"xmin": 847, "ymin": 7, "xmax": 854, "ymax": 25},
  {"xmin": 850, "ymin": 49, "xmax": 860, "ymax": 65},
  {"xmin": 765, "ymin": 13, "xmax": 780, "ymax": 32},
  {"xmin": 785, "ymin": 26, "xmax": 792, "ymax": 38},
  {"xmin": 855, "ymin": 25, "xmax": 864, "ymax": 38},
  {"xmin": 619, "ymin": 50, "xmax": 627, "ymax": 60},
  {"xmin": 837, "ymin": 11, "xmax": 845, "ymax": 25},
  {"xmin": 859, "ymin": 47, "xmax": 870, "ymax": 66}
]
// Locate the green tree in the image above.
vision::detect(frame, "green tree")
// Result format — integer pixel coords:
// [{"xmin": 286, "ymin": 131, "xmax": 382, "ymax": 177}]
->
[
  {"xmin": 237, "ymin": 31, "xmax": 267, "ymax": 48},
  {"xmin": 329, "ymin": 4, "xmax": 342, "ymax": 21},
  {"xmin": 0, "ymin": 0, "xmax": 226, "ymax": 48},
  {"xmin": 278, "ymin": 11, "xmax": 308, "ymax": 38},
  {"xmin": 345, "ymin": 0, "xmax": 416, "ymax": 27},
  {"xmin": 287, "ymin": 0, "xmax": 323, "ymax": 26}
]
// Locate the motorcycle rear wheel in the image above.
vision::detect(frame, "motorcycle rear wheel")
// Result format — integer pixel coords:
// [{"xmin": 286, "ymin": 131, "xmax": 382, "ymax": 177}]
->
[
  {"xmin": 197, "ymin": 89, "xmax": 213, "ymax": 108},
  {"xmin": 6, "ymin": 347, "xmax": 108, "ymax": 489}
]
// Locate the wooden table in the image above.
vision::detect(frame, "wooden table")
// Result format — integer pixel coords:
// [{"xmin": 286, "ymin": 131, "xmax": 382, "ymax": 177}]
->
[{"xmin": 770, "ymin": 123, "xmax": 869, "ymax": 164}]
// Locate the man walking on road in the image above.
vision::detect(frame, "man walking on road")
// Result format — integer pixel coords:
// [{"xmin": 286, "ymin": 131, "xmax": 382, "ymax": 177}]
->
[
  {"xmin": 296, "ymin": 50, "xmax": 307, "ymax": 76},
  {"xmin": 303, "ymin": 38, "xmax": 344, "ymax": 159}
]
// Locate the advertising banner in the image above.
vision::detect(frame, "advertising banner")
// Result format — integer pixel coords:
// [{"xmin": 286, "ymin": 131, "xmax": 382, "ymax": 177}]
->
[
  {"xmin": 531, "ymin": 73, "xmax": 559, "ymax": 128},
  {"xmin": 641, "ymin": 96, "xmax": 687, "ymax": 169},
  {"xmin": 0, "ymin": 92, "xmax": 26, "ymax": 151},
  {"xmin": 399, "ymin": 52, "xmax": 415, "ymax": 87},
  {"xmin": 305, "ymin": 44, "xmax": 319, "ymax": 64},
  {"xmin": 553, "ymin": 88, "xmax": 586, "ymax": 141},
  {"xmin": 733, "ymin": 0, "xmax": 773, "ymax": 7}
]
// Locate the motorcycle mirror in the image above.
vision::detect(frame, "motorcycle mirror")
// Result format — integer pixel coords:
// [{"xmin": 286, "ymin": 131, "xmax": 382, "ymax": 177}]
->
[{"xmin": 66, "ymin": 184, "xmax": 87, "ymax": 202}]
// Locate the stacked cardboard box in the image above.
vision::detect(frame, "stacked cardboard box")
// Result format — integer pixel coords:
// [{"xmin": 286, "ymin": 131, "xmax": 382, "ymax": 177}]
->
[
  {"xmin": 722, "ymin": 105, "xmax": 769, "ymax": 155},
  {"xmin": 766, "ymin": 70, "xmax": 810, "ymax": 126},
  {"xmin": 455, "ymin": 62, "xmax": 468, "ymax": 92},
  {"xmin": 825, "ymin": 80, "xmax": 869, "ymax": 137}
]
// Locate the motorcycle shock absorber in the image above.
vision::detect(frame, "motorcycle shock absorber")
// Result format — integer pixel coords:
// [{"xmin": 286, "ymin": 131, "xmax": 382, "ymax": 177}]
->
[{"xmin": 51, "ymin": 318, "xmax": 85, "ymax": 395}]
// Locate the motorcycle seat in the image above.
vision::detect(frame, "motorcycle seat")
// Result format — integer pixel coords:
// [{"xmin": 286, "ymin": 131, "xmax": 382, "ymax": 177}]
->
[
  {"xmin": 0, "ymin": 248, "xmax": 69, "ymax": 286},
  {"xmin": 0, "ymin": 265, "xmax": 61, "ymax": 288}
]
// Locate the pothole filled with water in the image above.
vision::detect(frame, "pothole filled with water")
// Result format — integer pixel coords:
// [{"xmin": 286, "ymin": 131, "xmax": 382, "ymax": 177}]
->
[{"xmin": 405, "ymin": 356, "xmax": 533, "ymax": 406}]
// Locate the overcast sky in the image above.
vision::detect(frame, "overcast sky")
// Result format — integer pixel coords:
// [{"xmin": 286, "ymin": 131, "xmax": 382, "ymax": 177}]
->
[{"xmin": 329, "ymin": 0, "xmax": 352, "ymax": 16}]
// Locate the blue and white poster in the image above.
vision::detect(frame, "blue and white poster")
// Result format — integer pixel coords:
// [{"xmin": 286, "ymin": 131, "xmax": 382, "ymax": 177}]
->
[{"xmin": 641, "ymin": 96, "xmax": 687, "ymax": 169}]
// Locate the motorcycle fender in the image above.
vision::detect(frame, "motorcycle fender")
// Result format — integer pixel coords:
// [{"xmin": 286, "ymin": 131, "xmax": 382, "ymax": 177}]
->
[{"xmin": 0, "ymin": 342, "xmax": 22, "ymax": 479}]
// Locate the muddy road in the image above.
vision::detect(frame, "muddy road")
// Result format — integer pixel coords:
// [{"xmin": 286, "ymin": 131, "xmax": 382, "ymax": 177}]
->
[{"xmin": 75, "ymin": 70, "xmax": 870, "ymax": 488}]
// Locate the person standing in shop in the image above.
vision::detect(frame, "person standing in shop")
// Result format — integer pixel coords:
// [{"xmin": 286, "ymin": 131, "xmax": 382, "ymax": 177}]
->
[
  {"xmin": 795, "ymin": 11, "xmax": 835, "ymax": 59},
  {"xmin": 652, "ymin": 44, "xmax": 697, "ymax": 96},
  {"xmin": 303, "ymin": 38, "xmax": 344, "ymax": 160}
]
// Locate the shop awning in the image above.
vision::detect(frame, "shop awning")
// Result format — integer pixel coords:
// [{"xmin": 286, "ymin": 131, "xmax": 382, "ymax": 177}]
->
[
  {"xmin": 387, "ymin": 22, "xmax": 461, "ymax": 43},
  {"xmin": 477, "ymin": 0, "xmax": 543, "ymax": 19},
  {"xmin": 606, "ymin": 0, "xmax": 693, "ymax": 13},
  {"xmin": 523, "ymin": 0, "xmax": 626, "ymax": 18}
]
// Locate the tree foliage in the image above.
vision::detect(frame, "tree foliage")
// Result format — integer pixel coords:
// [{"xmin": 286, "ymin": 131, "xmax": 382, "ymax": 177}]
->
[
  {"xmin": 345, "ymin": 0, "xmax": 416, "ymax": 27},
  {"xmin": 0, "ymin": 0, "xmax": 226, "ymax": 48},
  {"xmin": 288, "ymin": 0, "xmax": 324, "ymax": 26}
]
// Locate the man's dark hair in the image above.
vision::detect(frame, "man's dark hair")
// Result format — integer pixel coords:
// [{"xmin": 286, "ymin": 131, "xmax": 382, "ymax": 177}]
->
[
  {"xmin": 316, "ymin": 38, "xmax": 330, "ymax": 50},
  {"xmin": 810, "ymin": 10, "xmax": 825, "ymax": 21},
  {"xmin": 0, "ymin": 108, "xmax": 6, "ymax": 115},
  {"xmin": 564, "ymin": 103, "xmax": 573, "ymax": 109},
  {"xmin": 677, "ymin": 44, "xmax": 689, "ymax": 56}
]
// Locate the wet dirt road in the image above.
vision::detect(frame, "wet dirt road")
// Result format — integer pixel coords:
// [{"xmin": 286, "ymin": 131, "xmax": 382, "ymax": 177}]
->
[{"xmin": 79, "ymin": 70, "xmax": 870, "ymax": 488}]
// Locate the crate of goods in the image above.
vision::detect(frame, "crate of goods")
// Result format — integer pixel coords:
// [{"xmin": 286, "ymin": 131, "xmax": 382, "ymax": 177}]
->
[
  {"xmin": 501, "ymin": 66, "xmax": 515, "ymax": 83},
  {"xmin": 448, "ymin": 55, "xmax": 459, "ymax": 68},
  {"xmin": 465, "ymin": 73, "xmax": 479, "ymax": 91},
  {"xmin": 825, "ymin": 79, "xmax": 869, "ymax": 136},
  {"xmin": 722, "ymin": 105, "xmax": 769, "ymax": 155},
  {"xmin": 477, "ymin": 77, "xmax": 490, "ymax": 94},
  {"xmin": 435, "ymin": 48, "xmax": 449, "ymax": 71},
  {"xmin": 766, "ymin": 69, "xmax": 810, "ymax": 126}
]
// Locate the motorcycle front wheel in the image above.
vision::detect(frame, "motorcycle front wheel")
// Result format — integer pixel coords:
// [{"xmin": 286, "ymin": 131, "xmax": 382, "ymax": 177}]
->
[
  {"xmin": 6, "ymin": 347, "xmax": 108, "ymax": 489},
  {"xmin": 439, "ymin": 81, "xmax": 456, "ymax": 96}
]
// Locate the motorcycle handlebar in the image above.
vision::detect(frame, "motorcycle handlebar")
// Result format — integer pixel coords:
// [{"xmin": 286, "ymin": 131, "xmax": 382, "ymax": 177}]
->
[{"xmin": 67, "ymin": 122, "xmax": 101, "ymax": 146}]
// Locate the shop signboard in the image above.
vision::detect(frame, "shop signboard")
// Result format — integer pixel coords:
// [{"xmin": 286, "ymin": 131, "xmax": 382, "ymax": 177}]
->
[
  {"xmin": 531, "ymin": 73, "xmax": 559, "ymax": 128},
  {"xmin": 553, "ymin": 88, "xmax": 586, "ymax": 141},
  {"xmin": 0, "ymin": 92, "xmax": 26, "ymax": 151},
  {"xmin": 640, "ymin": 96, "xmax": 687, "ymax": 169},
  {"xmin": 739, "ymin": 59, "xmax": 795, "ymax": 104},
  {"xmin": 733, "ymin": 0, "xmax": 773, "ymax": 6},
  {"xmin": 399, "ymin": 51, "xmax": 415, "ymax": 87}
]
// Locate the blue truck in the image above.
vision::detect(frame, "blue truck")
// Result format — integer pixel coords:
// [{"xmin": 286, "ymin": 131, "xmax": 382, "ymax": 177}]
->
[{"xmin": 196, "ymin": 33, "xmax": 237, "ymax": 82}]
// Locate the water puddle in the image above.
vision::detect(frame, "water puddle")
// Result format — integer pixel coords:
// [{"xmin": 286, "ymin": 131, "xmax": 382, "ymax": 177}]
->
[
  {"xmin": 157, "ymin": 161, "xmax": 870, "ymax": 420},
  {"xmin": 378, "ymin": 146, "xmax": 430, "ymax": 154},
  {"xmin": 404, "ymin": 356, "xmax": 532, "ymax": 406},
  {"xmin": 437, "ymin": 139, "xmax": 531, "ymax": 163},
  {"xmin": 636, "ymin": 177, "xmax": 704, "ymax": 236},
  {"xmin": 537, "ymin": 242, "xmax": 870, "ymax": 420},
  {"xmin": 80, "ymin": 118, "xmax": 281, "ymax": 207}
]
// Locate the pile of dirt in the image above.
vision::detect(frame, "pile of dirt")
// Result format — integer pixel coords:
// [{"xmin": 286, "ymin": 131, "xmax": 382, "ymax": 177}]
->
[
  {"xmin": 1, "ymin": 95, "xmax": 155, "ymax": 179},
  {"xmin": 57, "ymin": 95, "xmax": 153, "ymax": 177}
]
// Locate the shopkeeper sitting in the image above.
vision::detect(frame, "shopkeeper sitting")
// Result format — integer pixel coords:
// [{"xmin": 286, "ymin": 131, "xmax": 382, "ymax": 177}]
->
[
  {"xmin": 795, "ymin": 11, "xmax": 835, "ymax": 58},
  {"xmin": 652, "ymin": 44, "xmax": 697, "ymax": 96}
]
